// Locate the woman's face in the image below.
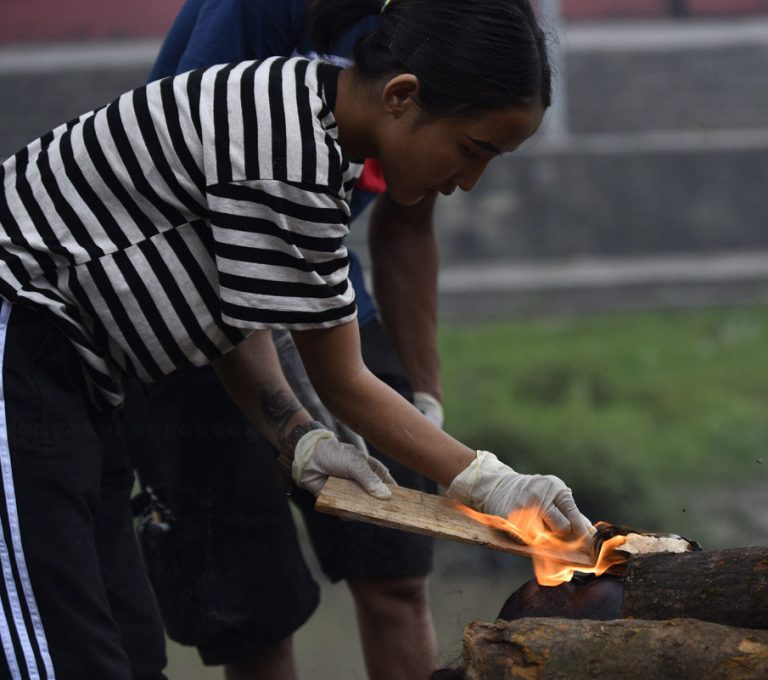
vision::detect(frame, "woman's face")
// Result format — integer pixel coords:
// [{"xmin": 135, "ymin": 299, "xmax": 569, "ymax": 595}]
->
[{"xmin": 377, "ymin": 102, "xmax": 545, "ymax": 206}]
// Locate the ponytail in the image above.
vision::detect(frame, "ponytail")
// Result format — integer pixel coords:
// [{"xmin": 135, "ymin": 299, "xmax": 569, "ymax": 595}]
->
[{"xmin": 306, "ymin": 0, "xmax": 552, "ymax": 117}]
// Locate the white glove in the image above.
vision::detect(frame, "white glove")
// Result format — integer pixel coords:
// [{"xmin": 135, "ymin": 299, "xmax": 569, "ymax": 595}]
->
[
  {"xmin": 446, "ymin": 451, "xmax": 593, "ymax": 540},
  {"xmin": 413, "ymin": 392, "xmax": 444, "ymax": 428},
  {"xmin": 293, "ymin": 428, "xmax": 396, "ymax": 498}
]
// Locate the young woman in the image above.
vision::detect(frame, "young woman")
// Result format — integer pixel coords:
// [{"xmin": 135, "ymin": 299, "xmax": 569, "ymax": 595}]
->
[
  {"xmin": 0, "ymin": 0, "xmax": 592, "ymax": 677},
  {"xmin": 131, "ymin": 2, "xmax": 443, "ymax": 679}
]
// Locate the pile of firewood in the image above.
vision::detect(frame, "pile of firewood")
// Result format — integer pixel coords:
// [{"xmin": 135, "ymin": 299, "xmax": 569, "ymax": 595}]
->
[{"xmin": 434, "ymin": 545, "xmax": 768, "ymax": 679}]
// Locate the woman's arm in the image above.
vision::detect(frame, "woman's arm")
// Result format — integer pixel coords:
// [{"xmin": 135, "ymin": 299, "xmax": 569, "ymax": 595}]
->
[
  {"xmin": 291, "ymin": 320, "xmax": 474, "ymax": 487},
  {"xmin": 292, "ymin": 321, "xmax": 593, "ymax": 539}
]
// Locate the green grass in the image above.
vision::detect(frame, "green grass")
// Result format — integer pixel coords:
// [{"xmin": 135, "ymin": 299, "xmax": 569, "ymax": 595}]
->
[{"xmin": 439, "ymin": 306, "xmax": 768, "ymax": 531}]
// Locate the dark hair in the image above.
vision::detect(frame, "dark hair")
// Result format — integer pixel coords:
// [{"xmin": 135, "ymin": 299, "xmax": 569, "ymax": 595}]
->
[{"xmin": 307, "ymin": 0, "xmax": 551, "ymax": 117}]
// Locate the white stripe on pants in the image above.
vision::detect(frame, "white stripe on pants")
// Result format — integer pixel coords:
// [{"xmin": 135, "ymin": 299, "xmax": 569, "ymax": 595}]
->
[{"xmin": 0, "ymin": 301, "xmax": 55, "ymax": 680}]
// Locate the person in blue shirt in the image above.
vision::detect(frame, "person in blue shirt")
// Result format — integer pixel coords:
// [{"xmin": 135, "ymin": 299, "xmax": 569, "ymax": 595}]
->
[{"xmin": 129, "ymin": 1, "xmax": 443, "ymax": 678}]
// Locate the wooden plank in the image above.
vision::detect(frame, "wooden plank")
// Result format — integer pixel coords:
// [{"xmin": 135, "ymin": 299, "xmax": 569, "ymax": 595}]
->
[{"xmin": 315, "ymin": 477, "xmax": 594, "ymax": 567}]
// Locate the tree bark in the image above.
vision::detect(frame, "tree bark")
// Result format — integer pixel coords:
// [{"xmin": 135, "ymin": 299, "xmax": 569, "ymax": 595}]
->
[
  {"xmin": 464, "ymin": 618, "xmax": 768, "ymax": 680},
  {"xmin": 621, "ymin": 546, "xmax": 768, "ymax": 629}
]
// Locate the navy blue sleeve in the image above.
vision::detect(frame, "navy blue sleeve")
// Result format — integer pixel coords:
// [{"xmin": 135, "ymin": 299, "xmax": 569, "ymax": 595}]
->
[
  {"xmin": 152, "ymin": 0, "xmax": 304, "ymax": 79},
  {"xmin": 148, "ymin": 0, "xmax": 207, "ymax": 81},
  {"xmin": 150, "ymin": 0, "xmax": 380, "ymax": 80}
]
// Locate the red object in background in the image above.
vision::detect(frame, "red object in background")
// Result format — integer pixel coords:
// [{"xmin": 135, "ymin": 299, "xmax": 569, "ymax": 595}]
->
[
  {"xmin": 687, "ymin": 0, "xmax": 765, "ymax": 14},
  {"xmin": 1, "ymin": 0, "xmax": 182, "ymax": 44},
  {"xmin": 357, "ymin": 159, "xmax": 387, "ymax": 194},
  {"xmin": 563, "ymin": 0, "xmax": 668, "ymax": 20},
  {"xmin": 3, "ymin": 0, "xmax": 768, "ymax": 45}
]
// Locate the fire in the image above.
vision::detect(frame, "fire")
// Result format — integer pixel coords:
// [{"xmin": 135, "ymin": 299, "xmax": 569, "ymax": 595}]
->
[{"xmin": 454, "ymin": 503, "xmax": 629, "ymax": 586}]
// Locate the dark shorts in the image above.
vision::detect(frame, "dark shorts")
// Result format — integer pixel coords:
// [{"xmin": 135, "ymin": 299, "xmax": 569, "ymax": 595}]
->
[{"xmin": 127, "ymin": 318, "xmax": 435, "ymax": 666}]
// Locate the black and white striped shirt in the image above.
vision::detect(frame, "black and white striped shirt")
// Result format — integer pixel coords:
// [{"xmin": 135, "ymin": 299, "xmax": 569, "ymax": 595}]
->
[{"xmin": 0, "ymin": 57, "xmax": 360, "ymax": 406}]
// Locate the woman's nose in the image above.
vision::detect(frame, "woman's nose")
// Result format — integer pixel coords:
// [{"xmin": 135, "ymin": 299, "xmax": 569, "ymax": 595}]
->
[{"xmin": 455, "ymin": 162, "xmax": 488, "ymax": 192}]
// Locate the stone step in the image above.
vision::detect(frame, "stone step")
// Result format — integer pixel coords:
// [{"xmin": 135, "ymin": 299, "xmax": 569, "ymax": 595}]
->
[{"xmin": 435, "ymin": 252, "xmax": 768, "ymax": 318}]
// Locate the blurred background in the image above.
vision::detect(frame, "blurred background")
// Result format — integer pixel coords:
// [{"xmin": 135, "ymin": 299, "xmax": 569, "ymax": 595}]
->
[{"xmin": 2, "ymin": 0, "xmax": 767, "ymax": 677}]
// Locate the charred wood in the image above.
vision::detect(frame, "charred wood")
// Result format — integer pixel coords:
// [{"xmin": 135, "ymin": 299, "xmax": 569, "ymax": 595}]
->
[
  {"xmin": 498, "ymin": 546, "xmax": 768, "ymax": 630},
  {"xmin": 498, "ymin": 574, "xmax": 623, "ymax": 621}
]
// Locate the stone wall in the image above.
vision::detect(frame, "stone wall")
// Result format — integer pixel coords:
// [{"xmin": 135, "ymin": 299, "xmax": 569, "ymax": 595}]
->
[
  {"xmin": 565, "ymin": 25, "xmax": 768, "ymax": 133},
  {"xmin": 0, "ymin": 64, "xmax": 150, "ymax": 158},
  {"xmin": 2, "ymin": 22, "xmax": 767, "ymax": 268},
  {"xmin": 428, "ymin": 132, "xmax": 768, "ymax": 264}
]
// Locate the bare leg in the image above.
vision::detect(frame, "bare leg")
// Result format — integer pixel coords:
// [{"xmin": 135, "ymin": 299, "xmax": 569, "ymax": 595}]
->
[
  {"xmin": 347, "ymin": 575, "xmax": 438, "ymax": 680},
  {"xmin": 224, "ymin": 637, "xmax": 297, "ymax": 680}
]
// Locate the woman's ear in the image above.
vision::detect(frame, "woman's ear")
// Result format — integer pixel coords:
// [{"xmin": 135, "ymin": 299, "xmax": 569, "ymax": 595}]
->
[{"xmin": 381, "ymin": 74, "xmax": 420, "ymax": 118}]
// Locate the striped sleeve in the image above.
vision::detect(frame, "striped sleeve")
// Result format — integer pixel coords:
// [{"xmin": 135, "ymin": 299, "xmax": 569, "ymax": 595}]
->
[{"xmin": 206, "ymin": 178, "xmax": 356, "ymax": 329}]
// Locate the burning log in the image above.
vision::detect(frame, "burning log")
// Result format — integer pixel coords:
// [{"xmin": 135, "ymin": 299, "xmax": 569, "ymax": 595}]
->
[
  {"xmin": 500, "ymin": 523, "xmax": 765, "ymax": 629},
  {"xmin": 434, "ymin": 547, "xmax": 768, "ymax": 679},
  {"xmin": 499, "ymin": 546, "xmax": 768, "ymax": 630},
  {"xmin": 460, "ymin": 618, "xmax": 768, "ymax": 680}
]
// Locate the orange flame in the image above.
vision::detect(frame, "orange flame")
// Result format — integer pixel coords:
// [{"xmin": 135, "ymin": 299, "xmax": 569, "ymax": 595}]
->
[{"xmin": 454, "ymin": 503, "xmax": 628, "ymax": 586}]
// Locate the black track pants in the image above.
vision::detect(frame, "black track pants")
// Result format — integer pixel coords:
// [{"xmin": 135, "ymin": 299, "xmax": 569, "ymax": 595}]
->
[{"xmin": 0, "ymin": 302, "xmax": 166, "ymax": 680}]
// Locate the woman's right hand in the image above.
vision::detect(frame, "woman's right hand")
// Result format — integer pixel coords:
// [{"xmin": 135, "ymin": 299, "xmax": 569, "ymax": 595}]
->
[
  {"xmin": 446, "ymin": 451, "xmax": 593, "ymax": 541},
  {"xmin": 292, "ymin": 427, "xmax": 395, "ymax": 498}
]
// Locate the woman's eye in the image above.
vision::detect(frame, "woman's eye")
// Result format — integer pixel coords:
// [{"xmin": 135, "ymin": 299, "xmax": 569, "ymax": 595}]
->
[{"xmin": 462, "ymin": 147, "xmax": 484, "ymax": 160}]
